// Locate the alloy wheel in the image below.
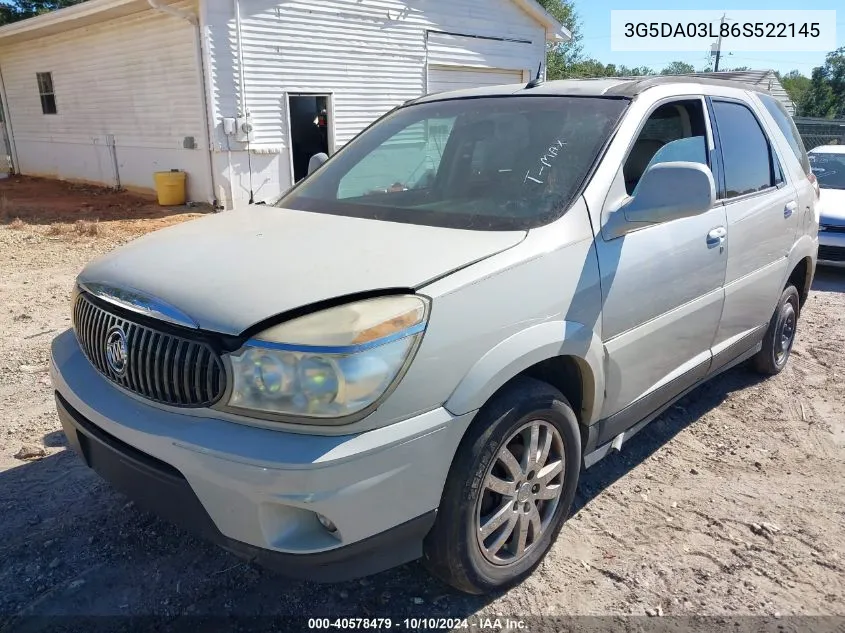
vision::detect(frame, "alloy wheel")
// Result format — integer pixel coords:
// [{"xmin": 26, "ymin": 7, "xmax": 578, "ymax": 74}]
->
[
  {"xmin": 475, "ymin": 420, "xmax": 565, "ymax": 565},
  {"xmin": 776, "ymin": 302, "xmax": 797, "ymax": 365}
]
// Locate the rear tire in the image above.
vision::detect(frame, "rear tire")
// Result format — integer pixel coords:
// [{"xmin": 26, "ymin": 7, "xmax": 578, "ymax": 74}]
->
[
  {"xmin": 423, "ymin": 376, "xmax": 581, "ymax": 594},
  {"xmin": 752, "ymin": 284, "xmax": 800, "ymax": 375}
]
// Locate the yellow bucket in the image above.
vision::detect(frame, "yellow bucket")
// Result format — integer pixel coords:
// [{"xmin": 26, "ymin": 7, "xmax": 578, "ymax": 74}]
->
[{"xmin": 153, "ymin": 170, "xmax": 187, "ymax": 206}]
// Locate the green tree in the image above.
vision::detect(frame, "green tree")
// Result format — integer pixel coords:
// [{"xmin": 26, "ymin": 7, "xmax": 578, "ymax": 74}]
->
[
  {"xmin": 660, "ymin": 61, "xmax": 696, "ymax": 75},
  {"xmin": 0, "ymin": 0, "xmax": 85, "ymax": 25},
  {"xmin": 777, "ymin": 70, "xmax": 811, "ymax": 116},
  {"xmin": 800, "ymin": 47, "xmax": 845, "ymax": 118},
  {"xmin": 536, "ymin": 0, "xmax": 582, "ymax": 79}
]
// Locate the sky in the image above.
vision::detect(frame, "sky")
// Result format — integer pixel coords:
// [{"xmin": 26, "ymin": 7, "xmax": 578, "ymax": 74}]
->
[{"xmin": 577, "ymin": 0, "xmax": 845, "ymax": 76}]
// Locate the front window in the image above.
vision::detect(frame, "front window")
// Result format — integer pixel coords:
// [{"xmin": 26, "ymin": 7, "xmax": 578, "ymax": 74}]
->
[
  {"xmin": 810, "ymin": 151, "xmax": 845, "ymax": 190},
  {"xmin": 277, "ymin": 96, "xmax": 628, "ymax": 230}
]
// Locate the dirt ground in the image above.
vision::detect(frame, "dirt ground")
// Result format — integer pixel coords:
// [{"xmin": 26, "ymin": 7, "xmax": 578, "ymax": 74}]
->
[{"xmin": 0, "ymin": 177, "xmax": 843, "ymax": 628}]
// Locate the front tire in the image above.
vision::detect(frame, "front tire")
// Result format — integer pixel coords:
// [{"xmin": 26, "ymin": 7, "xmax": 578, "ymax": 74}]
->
[
  {"xmin": 423, "ymin": 377, "xmax": 581, "ymax": 594},
  {"xmin": 752, "ymin": 284, "xmax": 800, "ymax": 375}
]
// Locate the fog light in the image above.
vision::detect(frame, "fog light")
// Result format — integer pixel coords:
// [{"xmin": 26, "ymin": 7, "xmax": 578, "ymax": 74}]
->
[{"xmin": 317, "ymin": 513, "xmax": 337, "ymax": 533}]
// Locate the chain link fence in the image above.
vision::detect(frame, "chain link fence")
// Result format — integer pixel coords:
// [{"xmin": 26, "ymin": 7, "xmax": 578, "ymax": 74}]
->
[{"xmin": 794, "ymin": 117, "xmax": 845, "ymax": 151}]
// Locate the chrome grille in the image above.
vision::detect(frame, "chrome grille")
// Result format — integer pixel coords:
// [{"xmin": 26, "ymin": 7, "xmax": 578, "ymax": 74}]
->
[{"xmin": 72, "ymin": 293, "xmax": 226, "ymax": 407}]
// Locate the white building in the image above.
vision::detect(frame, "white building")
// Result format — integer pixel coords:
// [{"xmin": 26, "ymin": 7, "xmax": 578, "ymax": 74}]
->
[
  {"xmin": 691, "ymin": 70, "xmax": 795, "ymax": 115},
  {"xmin": 0, "ymin": 0, "xmax": 567, "ymax": 208}
]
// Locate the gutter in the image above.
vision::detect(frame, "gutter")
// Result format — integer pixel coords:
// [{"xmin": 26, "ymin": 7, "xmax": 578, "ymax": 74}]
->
[
  {"xmin": 0, "ymin": 64, "xmax": 20, "ymax": 173},
  {"xmin": 147, "ymin": 0, "xmax": 220, "ymax": 209},
  {"xmin": 512, "ymin": 0, "xmax": 572, "ymax": 42},
  {"xmin": 0, "ymin": 0, "xmax": 139, "ymax": 41}
]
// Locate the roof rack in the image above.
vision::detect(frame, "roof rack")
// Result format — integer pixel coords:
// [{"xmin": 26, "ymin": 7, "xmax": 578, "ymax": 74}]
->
[{"xmin": 603, "ymin": 74, "xmax": 775, "ymax": 97}]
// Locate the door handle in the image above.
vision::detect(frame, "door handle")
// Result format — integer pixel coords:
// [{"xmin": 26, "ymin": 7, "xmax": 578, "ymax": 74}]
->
[
  {"xmin": 707, "ymin": 226, "xmax": 727, "ymax": 252},
  {"xmin": 784, "ymin": 201, "xmax": 797, "ymax": 218}
]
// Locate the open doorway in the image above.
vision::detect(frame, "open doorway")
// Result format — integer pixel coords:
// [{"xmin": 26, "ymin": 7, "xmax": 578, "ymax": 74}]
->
[{"xmin": 288, "ymin": 94, "xmax": 331, "ymax": 183}]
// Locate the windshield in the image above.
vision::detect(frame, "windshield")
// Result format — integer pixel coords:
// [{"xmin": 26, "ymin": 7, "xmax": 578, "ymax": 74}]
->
[
  {"xmin": 277, "ymin": 96, "xmax": 628, "ymax": 230},
  {"xmin": 810, "ymin": 151, "xmax": 845, "ymax": 190}
]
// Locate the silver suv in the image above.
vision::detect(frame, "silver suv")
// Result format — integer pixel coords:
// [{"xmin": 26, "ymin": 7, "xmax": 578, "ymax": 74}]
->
[{"xmin": 51, "ymin": 77, "xmax": 818, "ymax": 594}]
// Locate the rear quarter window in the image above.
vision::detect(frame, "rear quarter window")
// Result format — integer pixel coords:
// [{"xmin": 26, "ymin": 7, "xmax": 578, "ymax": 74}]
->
[{"xmin": 759, "ymin": 94, "xmax": 811, "ymax": 176}]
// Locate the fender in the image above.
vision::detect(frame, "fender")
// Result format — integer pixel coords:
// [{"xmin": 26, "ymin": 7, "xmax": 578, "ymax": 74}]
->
[{"xmin": 444, "ymin": 320, "xmax": 605, "ymax": 425}]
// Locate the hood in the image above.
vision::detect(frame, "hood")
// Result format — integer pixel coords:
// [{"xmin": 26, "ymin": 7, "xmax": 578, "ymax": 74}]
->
[
  {"xmin": 79, "ymin": 207, "xmax": 526, "ymax": 335},
  {"xmin": 819, "ymin": 188, "xmax": 845, "ymax": 225}
]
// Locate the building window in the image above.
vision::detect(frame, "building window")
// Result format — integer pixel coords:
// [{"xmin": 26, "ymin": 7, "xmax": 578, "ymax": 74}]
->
[{"xmin": 36, "ymin": 72, "xmax": 57, "ymax": 115}]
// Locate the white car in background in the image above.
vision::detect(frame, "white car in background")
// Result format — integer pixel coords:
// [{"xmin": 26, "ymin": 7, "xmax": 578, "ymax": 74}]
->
[{"xmin": 810, "ymin": 145, "xmax": 845, "ymax": 267}]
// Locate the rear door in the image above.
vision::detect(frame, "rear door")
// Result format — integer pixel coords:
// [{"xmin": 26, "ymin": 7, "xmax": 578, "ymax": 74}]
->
[
  {"xmin": 708, "ymin": 97, "xmax": 799, "ymax": 371},
  {"xmin": 757, "ymin": 93, "xmax": 816, "ymax": 242}
]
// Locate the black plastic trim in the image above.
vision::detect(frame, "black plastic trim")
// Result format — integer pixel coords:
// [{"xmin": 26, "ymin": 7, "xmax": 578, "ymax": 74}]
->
[
  {"xmin": 236, "ymin": 287, "xmax": 416, "ymax": 343},
  {"xmin": 708, "ymin": 326, "xmax": 767, "ymax": 376},
  {"xmin": 705, "ymin": 96, "xmax": 727, "ymax": 200},
  {"xmin": 592, "ymin": 358, "xmax": 711, "ymax": 450},
  {"xmin": 582, "ymin": 338, "xmax": 763, "ymax": 468},
  {"xmin": 818, "ymin": 245, "xmax": 845, "ymax": 262},
  {"xmin": 56, "ymin": 392, "xmax": 437, "ymax": 582}
]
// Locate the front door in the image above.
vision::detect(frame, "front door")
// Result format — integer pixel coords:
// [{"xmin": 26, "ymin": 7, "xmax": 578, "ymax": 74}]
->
[
  {"xmin": 595, "ymin": 97, "xmax": 728, "ymax": 431},
  {"xmin": 708, "ymin": 98, "xmax": 800, "ymax": 368}
]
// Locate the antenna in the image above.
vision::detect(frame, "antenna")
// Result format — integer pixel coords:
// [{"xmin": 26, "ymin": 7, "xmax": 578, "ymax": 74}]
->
[{"xmin": 526, "ymin": 61, "xmax": 544, "ymax": 89}]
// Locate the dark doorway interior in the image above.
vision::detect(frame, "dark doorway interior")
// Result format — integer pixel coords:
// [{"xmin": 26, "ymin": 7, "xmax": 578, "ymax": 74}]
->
[{"xmin": 289, "ymin": 95, "xmax": 330, "ymax": 182}]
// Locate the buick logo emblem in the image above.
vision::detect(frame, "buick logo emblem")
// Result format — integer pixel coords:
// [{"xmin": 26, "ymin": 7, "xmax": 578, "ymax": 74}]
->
[{"xmin": 105, "ymin": 325, "xmax": 129, "ymax": 377}]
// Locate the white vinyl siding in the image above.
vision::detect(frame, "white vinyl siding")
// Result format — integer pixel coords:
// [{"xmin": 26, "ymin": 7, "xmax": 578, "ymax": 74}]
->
[
  {"xmin": 203, "ymin": 0, "xmax": 545, "ymax": 150},
  {"xmin": 0, "ymin": 3, "xmax": 210, "ymax": 199},
  {"xmin": 426, "ymin": 31, "xmax": 536, "ymax": 73},
  {"xmin": 427, "ymin": 66, "xmax": 526, "ymax": 94},
  {"xmin": 1, "ymin": 4, "xmax": 202, "ymax": 148}
]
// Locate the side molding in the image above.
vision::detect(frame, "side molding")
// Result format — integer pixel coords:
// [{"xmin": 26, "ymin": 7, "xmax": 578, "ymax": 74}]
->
[{"xmin": 443, "ymin": 320, "xmax": 605, "ymax": 425}]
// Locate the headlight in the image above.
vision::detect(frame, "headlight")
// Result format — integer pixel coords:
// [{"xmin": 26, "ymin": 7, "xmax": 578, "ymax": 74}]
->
[{"xmin": 224, "ymin": 295, "xmax": 429, "ymax": 422}]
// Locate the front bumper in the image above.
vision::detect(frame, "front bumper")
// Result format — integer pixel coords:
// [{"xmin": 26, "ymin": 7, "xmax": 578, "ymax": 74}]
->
[
  {"xmin": 51, "ymin": 329, "xmax": 475, "ymax": 581},
  {"xmin": 818, "ymin": 227, "xmax": 845, "ymax": 267}
]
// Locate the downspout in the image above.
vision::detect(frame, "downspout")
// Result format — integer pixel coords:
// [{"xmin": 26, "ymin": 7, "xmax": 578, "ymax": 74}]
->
[
  {"xmin": 233, "ymin": 0, "xmax": 247, "ymax": 118},
  {"xmin": 0, "ymin": 63, "xmax": 20, "ymax": 174},
  {"xmin": 147, "ymin": 0, "xmax": 220, "ymax": 208},
  {"xmin": 233, "ymin": 0, "xmax": 255, "ymax": 204}
]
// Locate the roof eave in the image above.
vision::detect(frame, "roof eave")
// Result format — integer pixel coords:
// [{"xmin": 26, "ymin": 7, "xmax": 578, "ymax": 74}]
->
[
  {"xmin": 0, "ymin": 0, "xmax": 160, "ymax": 43},
  {"xmin": 511, "ymin": 0, "xmax": 571, "ymax": 42}
]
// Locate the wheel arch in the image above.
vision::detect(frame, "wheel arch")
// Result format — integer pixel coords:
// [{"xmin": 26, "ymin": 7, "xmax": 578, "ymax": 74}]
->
[
  {"xmin": 787, "ymin": 255, "xmax": 814, "ymax": 308},
  {"xmin": 785, "ymin": 236, "xmax": 817, "ymax": 308},
  {"xmin": 443, "ymin": 320, "xmax": 604, "ymax": 429}
]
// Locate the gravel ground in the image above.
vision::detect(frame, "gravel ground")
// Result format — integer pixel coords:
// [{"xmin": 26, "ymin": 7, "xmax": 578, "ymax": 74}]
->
[{"xmin": 0, "ymin": 177, "xmax": 843, "ymax": 629}]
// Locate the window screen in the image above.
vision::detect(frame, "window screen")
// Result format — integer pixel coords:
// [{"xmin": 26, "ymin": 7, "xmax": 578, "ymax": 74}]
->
[
  {"xmin": 36, "ymin": 72, "xmax": 57, "ymax": 115},
  {"xmin": 713, "ymin": 101, "xmax": 775, "ymax": 198}
]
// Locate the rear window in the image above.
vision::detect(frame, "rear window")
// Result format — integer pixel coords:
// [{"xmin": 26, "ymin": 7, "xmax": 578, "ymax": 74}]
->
[
  {"xmin": 713, "ymin": 100, "xmax": 779, "ymax": 198},
  {"xmin": 759, "ymin": 94, "xmax": 811, "ymax": 176},
  {"xmin": 277, "ymin": 96, "xmax": 628, "ymax": 231}
]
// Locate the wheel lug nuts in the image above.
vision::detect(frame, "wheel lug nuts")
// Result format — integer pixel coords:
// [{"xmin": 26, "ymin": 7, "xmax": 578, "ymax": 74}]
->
[
  {"xmin": 532, "ymin": 484, "xmax": 539, "ymax": 493},
  {"xmin": 523, "ymin": 502, "xmax": 530, "ymax": 512}
]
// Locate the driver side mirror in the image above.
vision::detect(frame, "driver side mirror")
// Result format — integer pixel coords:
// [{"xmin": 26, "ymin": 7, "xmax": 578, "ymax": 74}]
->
[
  {"xmin": 622, "ymin": 161, "xmax": 716, "ymax": 225},
  {"xmin": 307, "ymin": 152, "xmax": 329, "ymax": 176}
]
